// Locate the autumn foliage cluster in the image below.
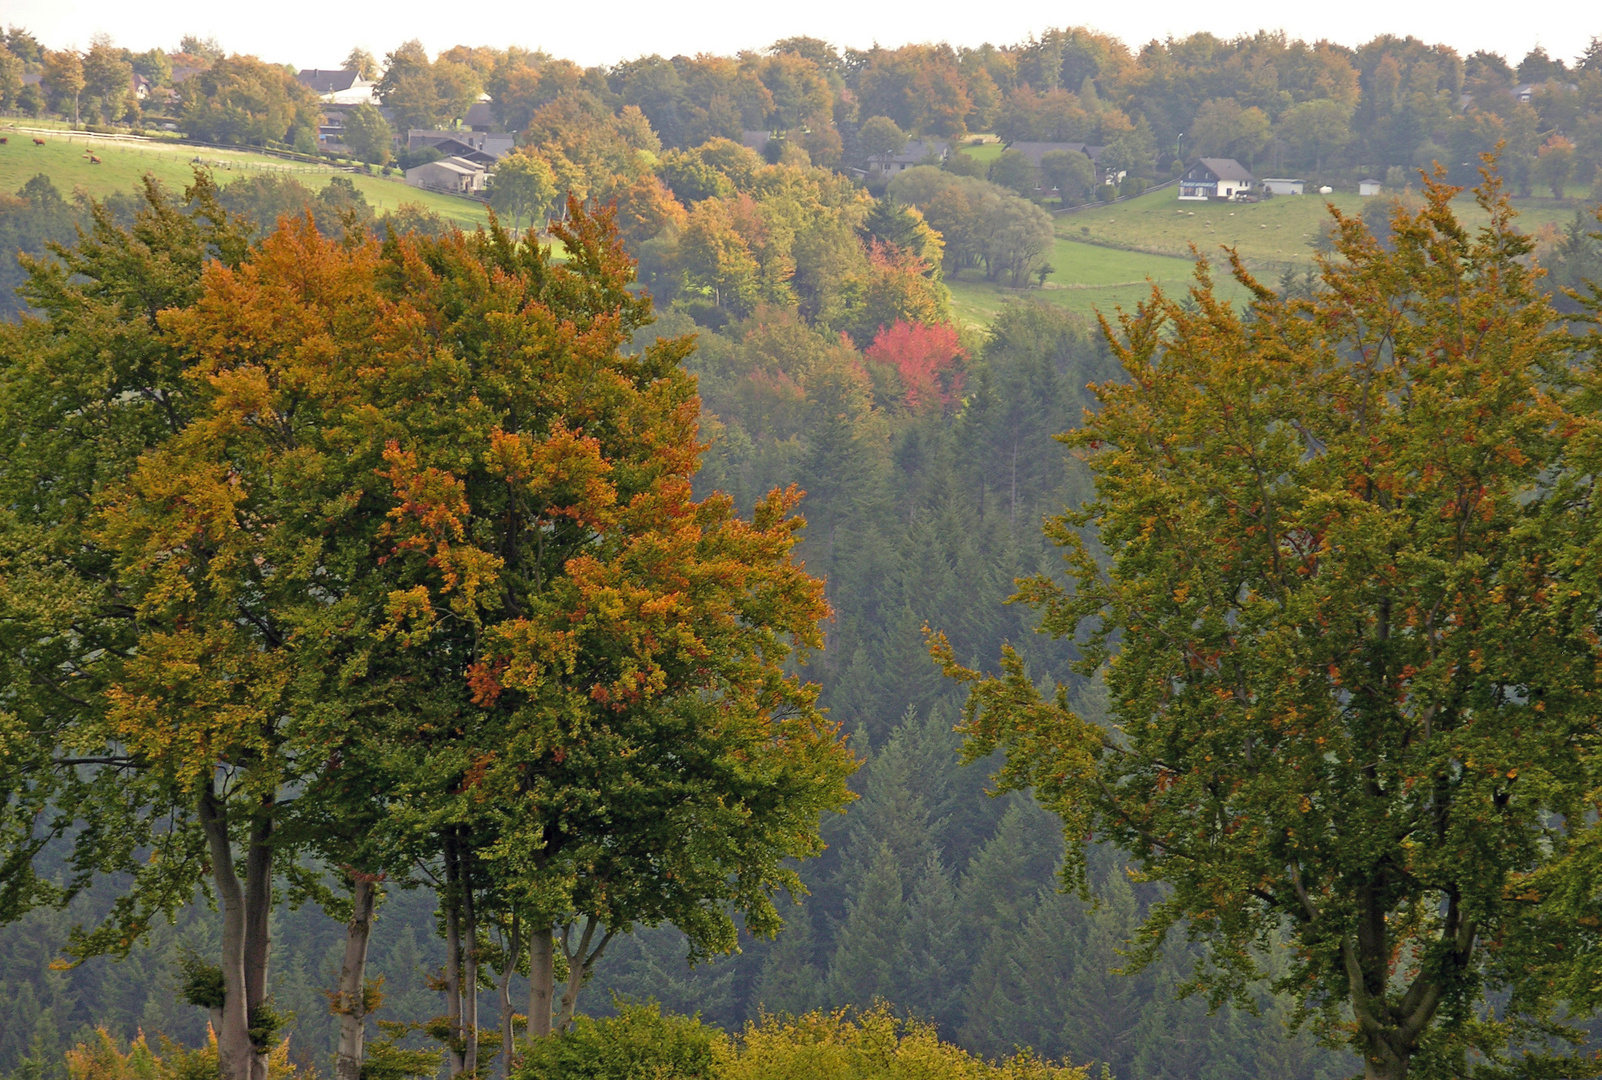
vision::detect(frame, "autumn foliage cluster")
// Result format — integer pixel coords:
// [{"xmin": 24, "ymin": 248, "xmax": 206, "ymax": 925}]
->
[{"xmin": 0, "ymin": 180, "xmax": 854, "ymax": 1080}]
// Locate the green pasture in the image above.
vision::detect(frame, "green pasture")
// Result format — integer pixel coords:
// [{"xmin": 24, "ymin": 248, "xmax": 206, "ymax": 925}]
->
[
  {"xmin": 0, "ymin": 127, "xmax": 490, "ymax": 227},
  {"xmin": 958, "ymin": 141, "xmax": 1005, "ymax": 165},
  {"xmin": 1059, "ymin": 184, "xmax": 1586, "ymax": 271},
  {"xmin": 947, "ymin": 235, "xmax": 1241, "ymax": 327}
]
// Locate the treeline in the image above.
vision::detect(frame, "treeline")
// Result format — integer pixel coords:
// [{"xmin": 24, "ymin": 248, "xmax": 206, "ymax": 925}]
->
[
  {"xmin": 0, "ymin": 171, "xmax": 461, "ymax": 320},
  {"xmin": 8, "ymin": 25, "xmax": 1602, "ymax": 192}
]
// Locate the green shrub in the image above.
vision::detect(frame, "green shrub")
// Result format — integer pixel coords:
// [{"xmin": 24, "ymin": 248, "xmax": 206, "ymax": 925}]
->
[
  {"xmin": 517, "ymin": 1002, "xmax": 722, "ymax": 1080},
  {"xmin": 718, "ymin": 1005, "xmax": 1085, "ymax": 1080}
]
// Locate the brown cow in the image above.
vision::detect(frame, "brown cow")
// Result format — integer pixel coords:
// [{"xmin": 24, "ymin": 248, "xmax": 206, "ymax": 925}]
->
[
  {"xmin": 32, "ymin": 137, "xmax": 45, "ymax": 146},
  {"xmin": 89, "ymin": 155, "xmax": 101, "ymax": 164}
]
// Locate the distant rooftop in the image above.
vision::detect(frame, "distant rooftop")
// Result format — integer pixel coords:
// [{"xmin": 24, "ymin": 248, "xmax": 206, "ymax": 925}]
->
[{"xmin": 298, "ymin": 69, "xmax": 363, "ymax": 94}]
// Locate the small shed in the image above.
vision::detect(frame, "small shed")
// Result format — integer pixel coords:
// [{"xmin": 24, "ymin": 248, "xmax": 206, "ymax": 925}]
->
[
  {"xmin": 1260, "ymin": 178, "xmax": 1305, "ymax": 196},
  {"xmin": 406, "ymin": 157, "xmax": 487, "ymax": 194},
  {"xmin": 1359, "ymin": 178, "xmax": 1382, "ymax": 196}
]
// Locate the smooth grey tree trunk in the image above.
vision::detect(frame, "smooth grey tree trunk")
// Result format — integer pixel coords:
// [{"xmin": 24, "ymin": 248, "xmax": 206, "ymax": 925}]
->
[
  {"xmin": 498, "ymin": 914, "xmax": 521, "ymax": 1080},
  {"xmin": 555, "ymin": 915, "xmax": 614, "ymax": 1032},
  {"xmin": 199, "ymin": 785, "xmax": 252, "ymax": 1080},
  {"xmin": 334, "ymin": 877, "xmax": 379, "ymax": 1080},
  {"xmin": 528, "ymin": 927, "xmax": 555, "ymax": 1039},
  {"xmin": 243, "ymin": 807, "xmax": 273, "ymax": 1080}
]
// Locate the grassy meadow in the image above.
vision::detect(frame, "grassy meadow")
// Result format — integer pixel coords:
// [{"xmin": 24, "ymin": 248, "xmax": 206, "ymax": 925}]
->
[
  {"xmin": 948, "ymin": 233, "xmax": 1246, "ymax": 328},
  {"xmin": 0, "ymin": 126, "xmax": 491, "ymax": 227},
  {"xmin": 942, "ymin": 145, "xmax": 1592, "ymax": 328},
  {"xmin": 1057, "ymin": 183, "xmax": 1586, "ymax": 269}
]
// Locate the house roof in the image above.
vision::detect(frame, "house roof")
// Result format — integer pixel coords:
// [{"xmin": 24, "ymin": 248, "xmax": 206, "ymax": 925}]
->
[
  {"xmin": 465, "ymin": 102, "xmax": 500, "ymax": 130},
  {"xmin": 298, "ymin": 69, "xmax": 362, "ymax": 93},
  {"xmin": 883, "ymin": 139, "xmax": 948, "ymax": 165},
  {"xmin": 409, "ymin": 132, "xmax": 506, "ymax": 163},
  {"xmin": 1193, "ymin": 158, "xmax": 1254, "ymax": 183},
  {"xmin": 1005, "ymin": 141, "xmax": 1105, "ymax": 166},
  {"xmin": 410, "ymin": 158, "xmax": 482, "ymax": 177}
]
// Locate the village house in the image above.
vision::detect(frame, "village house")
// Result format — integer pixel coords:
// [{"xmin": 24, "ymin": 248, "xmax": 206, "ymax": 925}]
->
[
  {"xmin": 408, "ymin": 129, "xmax": 515, "ymax": 162},
  {"xmin": 1178, "ymin": 158, "xmax": 1255, "ymax": 201},
  {"xmin": 1004, "ymin": 141, "xmax": 1123, "ymax": 190},
  {"xmin": 405, "ymin": 155, "xmax": 488, "ymax": 194},
  {"xmin": 864, "ymin": 139, "xmax": 950, "ymax": 176},
  {"xmin": 297, "ymin": 68, "xmax": 384, "ymax": 152}
]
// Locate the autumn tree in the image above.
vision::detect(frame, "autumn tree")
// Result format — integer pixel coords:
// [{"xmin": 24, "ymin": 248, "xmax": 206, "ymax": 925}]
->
[
  {"xmin": 935, "ymin": 167, "xmax": 1602, "ymax": 1080},
  {"xmin": 343, "ymin": 47, "xmax": 378, "ymax": 81},
  {"xmin": 1039, "ymin": 149, "xmax": 1094, "ymax": 205},
  {"xmin": 42, "ymin": 49, "xmax": 84, "ymax": 124},
  {"xmin": 488, "ymin": 149, "xmax": 557, "ymax": 232},
  {"xmin": 0, "ymin": 174, "xmax": 270, "ymax": 1077},
  {"xmin": 377, "ymin": 40, "xmax": 480, "ymax": 132},
  {"xmin": 341, "ymin": 103, "xmax": 393, "ymax": 166},
  {"xmin": 863, "ymin": 320, "xmax": 967, "ymax": 414},
  {"xmin": 82, "ymin": 39, "xmax": 135, "ymax": 124},
  {"xmin": 103, "ymin": 201, "xmax": 855, "ymax": 1074},
  {"xmin": 179, "ymin": 55, "xmax": 318, "ymax": 147},
  {"xmin": 858, "ymin": 116, "xmax": 909, "ymax": 168},
  {"xmin": 986, "ymin": 149, "xmax": 1035, "ymax": 198},
  {"xmin": 1534, "ymin": 134, "xmax": 1576, "ymax": 198}
]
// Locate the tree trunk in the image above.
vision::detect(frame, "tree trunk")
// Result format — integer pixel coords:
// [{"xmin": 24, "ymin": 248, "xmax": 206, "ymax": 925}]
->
[
  {"xmin": 528, "ymin": 927, "xmax": 555, "ymax": 1039},
  {"xmin": 443, "ymin": 838, "xmax": 465, "ymax": 1077},
  {"xmin": 498, "ymin": 914, "xmax": 520, "ymax": 1080},
  {"xmin": 555, "ymin": 916, "xmax": 614, "ymax": 1032},
  {"xmin": 199, "ymin": 783, "xmax": 252, "ymax": 1080},
  {"xmin": 1360, "ymin": 1041, "xmax": 1411, "ymax": 1080},
  {"xmin": 335, "ymin": 877, "xmax": 380, "ymax": 1080},
  {"xmin": 243, "ymin": 802, "xmax": 274, "ymax": 1080},
  {"xmin": 461, "ymin": 855, "xmax": 479, "ymax": 1078}
]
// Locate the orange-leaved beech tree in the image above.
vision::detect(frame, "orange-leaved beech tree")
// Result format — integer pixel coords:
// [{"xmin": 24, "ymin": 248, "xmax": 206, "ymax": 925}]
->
[
  {"xmin": 108, "ymin": 200, "xmax": 855, "ymax": 1079},
  {"xmin": 933, "ymin": 166, "xmax": 1602, "ymax": 1080}
]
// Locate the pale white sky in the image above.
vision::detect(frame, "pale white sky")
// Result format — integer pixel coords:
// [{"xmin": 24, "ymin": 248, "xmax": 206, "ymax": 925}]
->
[{"xmin": 8, "ymin": 0, "xmax": 1598, "ymax": 72}]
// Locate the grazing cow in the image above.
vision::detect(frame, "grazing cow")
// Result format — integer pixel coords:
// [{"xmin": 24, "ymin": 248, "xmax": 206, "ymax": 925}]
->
[
  {"xmin": 89, "ymin": 155, "xmax": 101, "ymax": 164},
  {"xmin": 32, "ymin": 137, "xmax": 46, "ymax": 146},
  {"xmin": 0, "ymin": 137, "xmax": 8, "ymax": 144}
]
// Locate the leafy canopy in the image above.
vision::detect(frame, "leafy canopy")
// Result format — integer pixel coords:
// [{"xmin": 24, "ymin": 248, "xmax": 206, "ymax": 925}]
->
[{"xmin": 935, "ymin": 165, "xmax": 1602, "ymax": 1080}]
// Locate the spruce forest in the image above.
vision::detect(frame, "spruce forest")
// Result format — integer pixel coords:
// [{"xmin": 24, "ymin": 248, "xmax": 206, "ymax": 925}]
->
[{"xmin": 3, "ymin": 20, "xmax": 1602, "ymax": 1080}]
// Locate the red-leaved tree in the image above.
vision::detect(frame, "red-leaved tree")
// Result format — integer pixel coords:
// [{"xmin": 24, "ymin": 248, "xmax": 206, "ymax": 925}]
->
[{"xmin": 864, "ymin": 319, "xmax": 968, "ymax": 413}]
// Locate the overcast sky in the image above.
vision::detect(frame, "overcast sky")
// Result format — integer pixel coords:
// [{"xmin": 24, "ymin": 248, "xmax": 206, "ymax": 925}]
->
[{"xmin": 8, "ymin": 0, "xmax": 1599, "ymax": 71}]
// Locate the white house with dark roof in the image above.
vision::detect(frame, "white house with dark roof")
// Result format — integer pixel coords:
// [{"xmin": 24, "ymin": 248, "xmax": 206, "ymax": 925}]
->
[
  {"xmin": 297, "ymin": 69, "xmax": 378, "ymax": 105},
  {"xmin": 1178, "ymin": 158, "xmax": 1255, "ymax": 201},
  {"xmin": 297, "ymin": 69, "xmax": 385, "ymax": 152},
  {"xmin": 865, "ymin": 139, "xmax": 950, "ymax": 176}
]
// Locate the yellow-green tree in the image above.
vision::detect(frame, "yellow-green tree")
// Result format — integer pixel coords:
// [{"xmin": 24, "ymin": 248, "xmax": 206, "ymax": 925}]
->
[
  {"xmin": 488, "ymin": 150, "xmax": 557, "ymax": 232},
  {"xmin": 936, "ymin": 167, "xmax": 1602, "ymax": 1080}
]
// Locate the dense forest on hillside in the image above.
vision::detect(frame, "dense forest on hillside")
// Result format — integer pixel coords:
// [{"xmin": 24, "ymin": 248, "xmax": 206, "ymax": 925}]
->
[{"xmin": 5, "ymin": 19, "xmax": 1602, "ymax": 1080}]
